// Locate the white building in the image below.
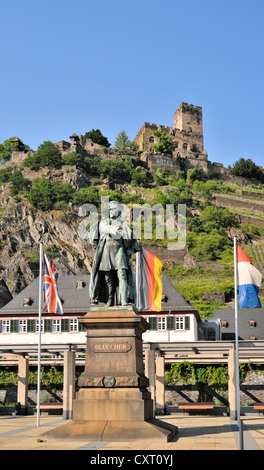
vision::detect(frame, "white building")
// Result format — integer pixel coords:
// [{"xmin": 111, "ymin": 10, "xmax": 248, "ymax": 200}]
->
[{"xmin": 0, "ymin": 274, "xmax": 201, "ymax": 345}]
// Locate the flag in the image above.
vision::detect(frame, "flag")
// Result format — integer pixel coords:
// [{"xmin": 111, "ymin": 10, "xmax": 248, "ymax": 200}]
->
[
  {"xmin": 43, "ymin": 254, "xmax": 63, "ymax": 314},
  {"xmin": 237, "ymin": 244, "xmax": 262, "ymax": 308},
  {"xmin": 138, "ymin": 246, "xmax": 163, "ymax": 311}
]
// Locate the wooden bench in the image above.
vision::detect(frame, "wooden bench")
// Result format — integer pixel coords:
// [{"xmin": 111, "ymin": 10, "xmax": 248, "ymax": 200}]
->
[
  {"xmin": 36, "ymin": 404, "xmax": 63, "ymax": 415},
  {"xmin": 253, "ymin": 403, "xmax": 264, "ymax": 412},
  {"xmin": 178, "ymin": 402, "xmax": 214, "ymax": 414}
]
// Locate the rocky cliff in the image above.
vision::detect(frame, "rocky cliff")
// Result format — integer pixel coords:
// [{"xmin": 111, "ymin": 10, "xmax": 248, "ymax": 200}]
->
[{"xmin": 0, "ymin": 195, "xmax": 94, "ymax": 296}]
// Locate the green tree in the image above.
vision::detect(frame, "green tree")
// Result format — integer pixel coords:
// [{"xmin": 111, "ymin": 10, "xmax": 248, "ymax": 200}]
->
[
  {"xmin": 85, "ymin": 129, "xmax": 110, "ymax": 147},
  {"xmin": 130, "ymin": 167, "xmax": 152, "ymax": 187},
  {"xmin": 9, "ymin": 171, "xmax": 30, "ymax": 196},
  {"xmin": 187, "ymin": 230, "xmax": 232, "ymax": 261},
  {"xmin": 114, "ymin": 131, "xmax": 132, "ymax": 150},
  {"xmin": 28, "ymin": 178, "xmax": 74, "ymax": 211},
  {"xmin": 73, "ymin": 186, "xmax": 99, "ymax": 206},
  {"xmin": 152, "ymin": 130, "xmax": 178, "ymax": 155},
  {"xmin": 187, "ymin": 168, "xmax": 207, "ymax": 183},
  {"xmin": 23, "ymin": 141, "xmax": 63, "ymax": 170},
  {"xmin": 0, "ymin": 168, "xmax": 13, "ymax": 185},
  {"xmin": 229, "ymin": 158, "xmax": 264, "ymax": 180}
]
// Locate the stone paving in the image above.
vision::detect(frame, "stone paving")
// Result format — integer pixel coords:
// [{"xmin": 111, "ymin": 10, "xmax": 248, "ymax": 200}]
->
[{"xmin": 0, "ymin": 414, "xmax": 263, "ymax": 450}]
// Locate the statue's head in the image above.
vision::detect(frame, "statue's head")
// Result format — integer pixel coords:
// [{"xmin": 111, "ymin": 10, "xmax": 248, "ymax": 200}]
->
[{"xmin": 109, "ymin": 200, "xmax": 122, "ymax": 219}]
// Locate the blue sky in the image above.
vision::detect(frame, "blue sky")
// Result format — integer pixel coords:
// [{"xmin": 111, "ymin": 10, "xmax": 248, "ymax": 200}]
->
[{"xmin": 1, "ymin": 0, "xmax": 264, "ymax": 168}]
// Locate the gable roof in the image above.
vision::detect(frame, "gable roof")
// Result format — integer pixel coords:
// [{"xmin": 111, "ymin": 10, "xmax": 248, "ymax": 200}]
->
[{"xmin": 0, "ymin": 273, "xmax": 199, "ymax": 317}]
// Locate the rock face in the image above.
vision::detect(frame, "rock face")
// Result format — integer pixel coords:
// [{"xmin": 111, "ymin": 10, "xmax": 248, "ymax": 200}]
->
[{"xmin": 0, "ymin": 202, "xmax": 94, "ymax": 296}]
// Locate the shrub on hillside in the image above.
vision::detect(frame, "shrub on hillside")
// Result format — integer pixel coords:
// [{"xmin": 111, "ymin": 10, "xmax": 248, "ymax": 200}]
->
[
  {"xmin": 23, "ymin": 141, "xmax": 63, "ymax": 170},
  {"xmin": 28, "ymin": 178, "xmax": 74, "ymax": 211}
]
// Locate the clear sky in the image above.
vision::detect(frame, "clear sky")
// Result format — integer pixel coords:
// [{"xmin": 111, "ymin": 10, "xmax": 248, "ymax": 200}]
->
[{"xmin": 1, "ymin": 0, "xmax": 264, "ymax": 168}]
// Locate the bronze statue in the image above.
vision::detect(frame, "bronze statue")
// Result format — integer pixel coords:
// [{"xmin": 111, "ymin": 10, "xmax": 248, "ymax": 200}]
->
[{"xmin": 84, "ymin": 201, "xmax": 140, "ymax": 307}]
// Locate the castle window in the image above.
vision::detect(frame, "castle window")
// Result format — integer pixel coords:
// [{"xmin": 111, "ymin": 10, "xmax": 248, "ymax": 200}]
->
[
  {"xmin": 183, "ymin": 143, "xmax": 188, "ymax": 150},
  {"xmin": 149, "ymin": 136, "xmax": 154, "ymax": 144}
]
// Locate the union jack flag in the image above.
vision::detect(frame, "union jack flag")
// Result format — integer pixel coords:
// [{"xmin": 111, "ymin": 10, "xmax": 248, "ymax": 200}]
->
[{"xmin": 43, "ymin": 254, "xmax": 63, "ymax": 314}]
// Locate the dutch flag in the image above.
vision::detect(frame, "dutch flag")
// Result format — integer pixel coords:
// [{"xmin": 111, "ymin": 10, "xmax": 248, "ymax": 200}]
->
[{"xmin": 237, "ymin": 244, "xmax": 262, "ymax": 308}]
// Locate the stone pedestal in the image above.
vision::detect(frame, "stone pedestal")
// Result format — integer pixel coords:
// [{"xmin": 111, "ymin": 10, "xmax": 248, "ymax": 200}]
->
[{"xmin": 41, "ymin": 307, "xmax": 176, "ymax": 442}]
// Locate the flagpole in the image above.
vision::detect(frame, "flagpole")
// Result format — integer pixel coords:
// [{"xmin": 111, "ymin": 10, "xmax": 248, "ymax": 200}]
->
[
  {"xmin": 37, "ymin": 243, "xmax": 43, "ymax": 427},
  {"xmin": 136, "ymin": 250, "xmax": 140, "ymax": 310},
  {"xmin": 234, "ymin": 237, "xmax": 243, "ymax": 449}
]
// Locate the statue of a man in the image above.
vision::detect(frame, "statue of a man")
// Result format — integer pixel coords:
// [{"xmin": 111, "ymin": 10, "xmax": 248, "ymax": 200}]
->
[{"xmin": 84, "ymin": 201, "xmax": 140, "ymax": 307}]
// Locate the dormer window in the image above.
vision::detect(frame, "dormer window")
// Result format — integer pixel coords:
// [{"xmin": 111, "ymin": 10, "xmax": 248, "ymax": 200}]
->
[
  {"xmin": 250, "ymin": 336, "xmax": 256, "ymax": 340},
  {"xmin": 249, "ymin": 320, "xmax": 256, "ymax": 328},
  {"xmin": 221, "ymin": 320, "xmax": 228, "ymax": 328},
  {"xmin": 23, "ymin": 297, "xmax": 32, "ymax": 306},
  {"xmin": 77, "ymin": 280, "xmax": 84, "ymax": 289}
]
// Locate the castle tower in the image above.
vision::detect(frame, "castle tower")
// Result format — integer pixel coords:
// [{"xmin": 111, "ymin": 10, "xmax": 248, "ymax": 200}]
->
[{"xmin": 174, "ymin": 102, "xmax": 204, "ymax": 152}]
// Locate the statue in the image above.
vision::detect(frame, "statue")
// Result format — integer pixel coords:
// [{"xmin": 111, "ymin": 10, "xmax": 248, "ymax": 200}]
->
[{"xmin": 84, "ymin": 201, "xmax": 140, "ymax": 307}]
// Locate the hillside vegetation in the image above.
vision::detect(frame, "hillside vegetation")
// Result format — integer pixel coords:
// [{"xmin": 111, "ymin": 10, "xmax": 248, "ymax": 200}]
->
[{"xmin": 0, "ymin": 139, "xmax": 264, "ymax": 319}]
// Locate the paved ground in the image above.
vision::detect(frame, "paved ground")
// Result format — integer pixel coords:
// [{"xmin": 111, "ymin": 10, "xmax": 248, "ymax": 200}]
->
[{"xmin": 0, "ymin": 414, "xmax": 263, "ymax": 450}]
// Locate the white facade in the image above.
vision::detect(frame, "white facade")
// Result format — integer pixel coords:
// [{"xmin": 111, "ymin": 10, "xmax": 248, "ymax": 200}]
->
[
  {"xmin": 0, "ymin": 312, "xmax": 199, "ymax": 346},
  {"xmin": 142, "ymin": 313, "xmax": 198, "ymax": 342}
]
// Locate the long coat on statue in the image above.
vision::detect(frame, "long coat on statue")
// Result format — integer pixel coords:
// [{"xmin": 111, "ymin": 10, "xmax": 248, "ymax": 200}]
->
[{"xmin": 84, "ymin": 217, "xmax": 140, "ymax": 305}]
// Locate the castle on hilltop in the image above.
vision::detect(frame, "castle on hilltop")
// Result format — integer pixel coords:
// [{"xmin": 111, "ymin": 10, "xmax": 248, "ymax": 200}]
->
[
  {"xmin": 134, "ymin": 102, "xmax": 226, "ymax": 177},
  {"xmin": 7, "ymin": 102, "xmax": 227, "ymax": 178}
]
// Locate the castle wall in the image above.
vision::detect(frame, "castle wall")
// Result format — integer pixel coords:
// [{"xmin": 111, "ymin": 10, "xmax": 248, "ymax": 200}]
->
[{"xmin": 134, "ymin": 103, "xmax": 205, "ymax": 161}]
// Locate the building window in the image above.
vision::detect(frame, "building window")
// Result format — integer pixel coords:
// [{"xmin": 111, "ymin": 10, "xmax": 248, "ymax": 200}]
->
[
  {"xmin": 2, "ymin": 320, "xmax": 10, "ymax": 333},
  {"xmin": 221, "ymin": 320, "xmax": 228, "ymax": 328},
  {"xmin": 35, "ymin": 320, "xmax": 44, "ymax": 332},
  {"xmin": 69, "ymin": 319, "xmax": 78, "ymax": 332},
  {"xmin": 249, "ymin": 320, "xmax": 256, "ymax": 328},
  {"xmin": 149, "ymin": 136, "xmax": 154, "ymax": 144},
  {"xmin": 175, "ymin": 317, "xmax": 185, "ymax": 330},
  {"xmin": 76, "ymin": 280, "xmax": 84, "ymax": 289},
  {"xmin": 52, "ymin": 319, "xmax": 61, "ymax": 332},
  {"xmin": 157, "ymin": 317, "xmax": 166, "ymax": 330},
  {"xmin": 183, "ymin": 143, "xmax": 188, "ymax": 150},
  {"xmin": 18, "ymin": 320, "xmax": 27, "ymax": 333}
]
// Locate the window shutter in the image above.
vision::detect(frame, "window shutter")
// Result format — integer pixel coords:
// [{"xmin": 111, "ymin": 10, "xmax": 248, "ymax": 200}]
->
[
  {"xmin": 185, "ymin": 316, "xmax": 190, "ymax": 330},
  {"xmin": 167, "ymin": 316, "xmax": 175, "ymax": 330},
  {"xmin": 61, "ymin": 318, "xmax": 69, "ymax": 332},
  {"xmin": 44, "ymin": 319, "xmax": 52, "ymax": 332},
  {"xmin": 79, "ymin": 321, "xmax": 86, "ymax": 332},
  {"xmin": 0, "ymin": 321, "xmax": 2, "ymax": 333},
  {"xmin": 27, "ymin": 319, "xmax": 35, "ymax": 332},
  {"xmin": 149, "ymin": 316, "xmax": 157, "ymax": 330},
  {"xmin": 11, "ymin": 319, "xmax": 18, "ymax": 333}
]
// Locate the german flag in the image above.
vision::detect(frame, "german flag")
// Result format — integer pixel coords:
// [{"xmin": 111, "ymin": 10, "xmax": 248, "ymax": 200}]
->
[{"xmin": 138, "ymin": 246, "xmax": 163, "ymax": 311}]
